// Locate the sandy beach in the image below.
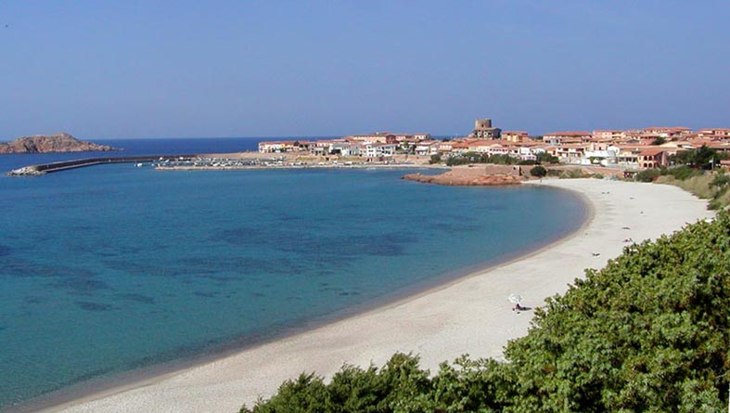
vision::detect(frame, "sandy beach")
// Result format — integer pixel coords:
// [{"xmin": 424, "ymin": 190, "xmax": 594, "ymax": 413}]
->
[{"xmin": 41, "ymin": 179, "xmax": 713, "ymax": 413}]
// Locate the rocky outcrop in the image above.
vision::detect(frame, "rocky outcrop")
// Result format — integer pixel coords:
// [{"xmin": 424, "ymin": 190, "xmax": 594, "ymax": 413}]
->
[
  {"xmin": 403, "ymin": 167, "xmax": 524, "ymax": 186},
  {"xmin": 0, "ymin": 133, "xmax": 117, "ymax": 154}
]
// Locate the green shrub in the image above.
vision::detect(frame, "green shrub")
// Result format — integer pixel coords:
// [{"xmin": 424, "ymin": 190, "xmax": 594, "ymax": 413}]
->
[
  {"xmin": 665, "ymin": 165, "xmax": 700, "ymax": 180},
  {"xmin": 529, "ymin": 165, "xmax": 547, "ymax": 177},
  {"xmin": 711, "ymin": 171, "xmax": 730, "ymax": 189},
  {"xmin": 709, "ymin": 188, "xmax": 730, "ymax": 210},
  {"xmin": 635, "ymin": 168, "xmax": 661, "ymax": 182},
  {"xmin": 536, "ymin": 152, "xmax": 559, "ymax": 164}
]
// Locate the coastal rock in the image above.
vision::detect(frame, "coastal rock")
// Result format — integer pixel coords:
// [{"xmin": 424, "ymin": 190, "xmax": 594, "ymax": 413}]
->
[
  {"xmin": 403, "ymin": 172, "xmax": 523, "ymax": 186},
  {"xmin": 0, "ymin": 132, "xmax": 116, "ymax": 154},
  {"xmin": 403, "ymin": 165, "xmax": 525, "ymax": 186}
]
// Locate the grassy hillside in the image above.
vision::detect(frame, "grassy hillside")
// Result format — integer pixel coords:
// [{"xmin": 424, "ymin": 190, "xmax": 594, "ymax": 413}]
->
[{"xmin": 242, "ymin": 213, "xmax": 730, "ymax": 413}]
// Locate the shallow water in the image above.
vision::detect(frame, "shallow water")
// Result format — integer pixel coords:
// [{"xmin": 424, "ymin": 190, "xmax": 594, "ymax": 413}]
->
[{"xmin": 0, "ymin": 139, "xmax": 588, "ymax": 408}]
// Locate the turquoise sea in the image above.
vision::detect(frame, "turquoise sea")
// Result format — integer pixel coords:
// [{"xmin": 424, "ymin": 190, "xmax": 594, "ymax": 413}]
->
[{"xmin": 0, "ymin": 138, "xmax": 588, "ymax": 409}]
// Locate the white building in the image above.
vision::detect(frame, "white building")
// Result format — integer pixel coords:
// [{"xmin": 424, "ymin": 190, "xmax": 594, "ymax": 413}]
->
[
  {"xmin": 364, "ymin": 143, "xmax": 397, "ymax": 158},
  {"xmin": 415, "ymin": 141, "xmax": 440, "ymax": 156}
]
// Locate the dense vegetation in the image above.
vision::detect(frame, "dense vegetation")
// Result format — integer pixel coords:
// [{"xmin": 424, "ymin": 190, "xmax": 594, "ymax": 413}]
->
[
  {"xmin": 670, "ymin": 145, "xmax": 728, "ymax": 170},
  {"xmin": 242, "ymin": 214, "xmax": 730, "ymax": 412},
  {"xmin": 529, "ymin": 165, "xmax": 547, "ymax": 178},
  {"xmin": 443, "ymin": 152, "xmax": 558, "ymax": 167}
]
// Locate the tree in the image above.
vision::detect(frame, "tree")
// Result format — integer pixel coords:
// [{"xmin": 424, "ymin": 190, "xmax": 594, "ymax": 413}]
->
[
  {"xmin": 651, "ymin": 137, "xmax": 667, "ymax": 145},
  {"xmin": 536, "ymin": 152, "xmax": 559, "ymax": 164},
  {"xmin": 671, "ymin": 146, "xmax": 729, "ymax": 169},
  {"xmin": 635, "ymin": 168, "xmax": 661, "ymax": 182},
  {"xmin": 530, "ymin": 165, "xmax": 547, "ymax": 177}
]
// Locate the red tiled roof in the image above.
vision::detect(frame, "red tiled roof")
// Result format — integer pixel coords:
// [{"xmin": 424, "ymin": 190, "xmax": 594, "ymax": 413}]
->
[
  {"xmin": 643, "ymin": 126, "xmax": 691, "ymax": 131},
  {"xmin": 639, "ymin": 148, "xmax": 666, "ymax": 156},
  {"xmin": 544, "ymin": 131, "xmax": 591, "ymax": 137}
]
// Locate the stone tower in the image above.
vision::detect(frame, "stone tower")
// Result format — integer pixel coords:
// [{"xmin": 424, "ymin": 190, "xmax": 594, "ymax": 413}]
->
[{"xmin": 471, "ymin": 118, "xmax": 501, "ymax": 139}]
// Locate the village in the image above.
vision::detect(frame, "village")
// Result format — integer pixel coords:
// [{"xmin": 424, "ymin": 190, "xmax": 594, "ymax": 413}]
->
[{"xmin": 256, "ymin": 118, "xmax": 730, "ymax": 171}]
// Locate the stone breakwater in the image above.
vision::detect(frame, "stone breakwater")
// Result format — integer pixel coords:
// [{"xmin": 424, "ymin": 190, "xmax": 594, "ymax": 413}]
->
[{"xmin": 403, "ymin": 165, "xmax": 524, "ymax": 186}]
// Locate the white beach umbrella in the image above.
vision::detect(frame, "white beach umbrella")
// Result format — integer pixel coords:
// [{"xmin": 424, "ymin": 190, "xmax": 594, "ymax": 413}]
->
[{"xmin": 508, "ymin": 294, "xmax": 523, "ymax": 304}]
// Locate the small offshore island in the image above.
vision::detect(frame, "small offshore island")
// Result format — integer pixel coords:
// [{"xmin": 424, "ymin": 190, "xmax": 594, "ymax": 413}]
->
[{"xmin": 0, "ymin": 132, "xmax": 116, "ymax": 154}]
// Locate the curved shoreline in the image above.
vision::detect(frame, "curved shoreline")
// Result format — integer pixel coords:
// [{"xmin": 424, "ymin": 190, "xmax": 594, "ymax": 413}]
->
[
  {"xmin": 12, "ymin": 185, "xmax": 589, "ymax": 413},
  {"xmin": 24, "ymin": 179, "xmax": 713, "ymax": 413}
]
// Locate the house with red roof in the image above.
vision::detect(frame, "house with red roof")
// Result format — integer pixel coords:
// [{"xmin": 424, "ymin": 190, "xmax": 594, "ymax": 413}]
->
[
  {"xmin": 697, "ymin": 128, "xmax": 730, "ymax": 139},
  {"xmin": 543, "ymin": 131, "xmax": 591, "ymax": 146},
  {"xmin": 642, "ymin": 126, "xmax": 692, "ymax": 139},
  {"xmin": 638, "ymin": 148, "xmax": 669, "ymax": 169}
]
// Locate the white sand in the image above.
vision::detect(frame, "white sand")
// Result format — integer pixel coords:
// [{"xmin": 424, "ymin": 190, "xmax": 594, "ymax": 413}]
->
[{"xmin": 47, "ymin": 179, "xmax": 713, "ymax": 413}]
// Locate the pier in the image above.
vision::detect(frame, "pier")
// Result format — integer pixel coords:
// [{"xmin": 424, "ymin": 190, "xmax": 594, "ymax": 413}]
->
[{"xmin": 7, "ymin": 155, "xmax": 196, "ymax": 176}]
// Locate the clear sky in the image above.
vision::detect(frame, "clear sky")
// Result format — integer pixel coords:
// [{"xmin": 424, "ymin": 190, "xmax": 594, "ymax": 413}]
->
[{"xmin": 1, "ymin": 1, "xmax": 729, "ymax": 139}]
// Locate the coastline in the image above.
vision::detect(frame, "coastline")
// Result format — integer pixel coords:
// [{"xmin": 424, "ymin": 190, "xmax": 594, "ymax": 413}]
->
[
  {"xmin": 11, "ymin": 183, "xmax": 586, "ymax": 413},
  {"xmin": 26, "ymin": 179, "xmax": 713, "ymax": 413}
]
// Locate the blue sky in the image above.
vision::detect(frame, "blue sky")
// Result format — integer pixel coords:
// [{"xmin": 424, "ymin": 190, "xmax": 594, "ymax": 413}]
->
[{"xmin": 1, "ymin": 1, "xmax": 728, "ymax": 139}]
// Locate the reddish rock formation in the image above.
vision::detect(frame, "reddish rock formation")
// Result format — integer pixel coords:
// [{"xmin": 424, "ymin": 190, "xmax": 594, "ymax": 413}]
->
[
  {"xmin": 403, "ymin": 165, "xmax": 524, "ymax": 186},
  {"xmin": 0, "ymin": 132, "xmax": 116, "ymax": 154}
]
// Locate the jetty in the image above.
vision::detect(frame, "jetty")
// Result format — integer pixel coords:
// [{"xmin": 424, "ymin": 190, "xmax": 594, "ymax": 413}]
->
[{"xmin": 7, "ymin": 155, "xmax": 196, "ymax": 176}]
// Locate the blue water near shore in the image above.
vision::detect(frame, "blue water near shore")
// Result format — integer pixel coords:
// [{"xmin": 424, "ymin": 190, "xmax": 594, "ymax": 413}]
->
[{"xmin": 0, "ymin": 138, "xmax": 588, "ymax": 409}]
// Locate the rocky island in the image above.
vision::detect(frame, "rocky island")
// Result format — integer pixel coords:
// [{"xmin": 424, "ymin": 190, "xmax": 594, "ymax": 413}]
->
[{"xmin": 0, "ymin": 132, "xmax": 116, "ymax": 154}]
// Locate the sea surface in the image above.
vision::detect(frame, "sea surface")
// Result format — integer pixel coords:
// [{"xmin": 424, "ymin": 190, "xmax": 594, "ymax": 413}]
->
[{"xmin": 0, "ymin": 138, "xmax": 588, "ymax": 409}]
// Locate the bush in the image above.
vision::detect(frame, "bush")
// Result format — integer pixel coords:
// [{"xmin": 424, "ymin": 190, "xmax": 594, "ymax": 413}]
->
[
  {"xmin": 536, "ymin": 152, "xmax": 559, "ymax": 164},
  {"xmin": 709, "ymin": 188, "xmax": 730, "ymax": 210},
  {"xmin": 711, "ymin": 171, "xmax": 730, "ymax": 189},
  {"xmin": 665, "ymin": 165, "xmax": 701, "ymax": 181},
  {"xmin": 529, "ymin": 165, "xmax": 547, "ymax": 177},
  {"xmin": 428, "ymin": 154, "xmax": 441, "ymax": 164},
  {"xmin": 445, "ymin": 153, "xmax": 520, "ymax": 167},
  {"xmin": 635, "ymin": 168, "xmax": 661, "ymax": 182}
]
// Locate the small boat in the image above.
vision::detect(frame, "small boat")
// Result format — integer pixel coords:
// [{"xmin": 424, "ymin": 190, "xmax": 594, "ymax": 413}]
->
[{"xmin": 135, "ymin": 163, "xmax": 144, "ymax": 167}]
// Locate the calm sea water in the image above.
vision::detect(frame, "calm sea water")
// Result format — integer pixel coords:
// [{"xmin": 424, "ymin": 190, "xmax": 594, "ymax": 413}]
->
[{"xmin": 0, "ymin": 138, "xmax": 588, "ymax": 409}]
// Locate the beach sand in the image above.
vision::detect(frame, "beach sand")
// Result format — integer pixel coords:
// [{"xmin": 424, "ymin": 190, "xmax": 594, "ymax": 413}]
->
[{"xmin": 44, "ymin": 179, "xmax": 713, "ymax": 413}]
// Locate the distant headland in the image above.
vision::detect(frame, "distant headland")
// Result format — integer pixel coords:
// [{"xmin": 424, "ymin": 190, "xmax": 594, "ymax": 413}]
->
[{"xmin": 0, "ymin": 132, "xmax": 117, "ymax": 154}]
